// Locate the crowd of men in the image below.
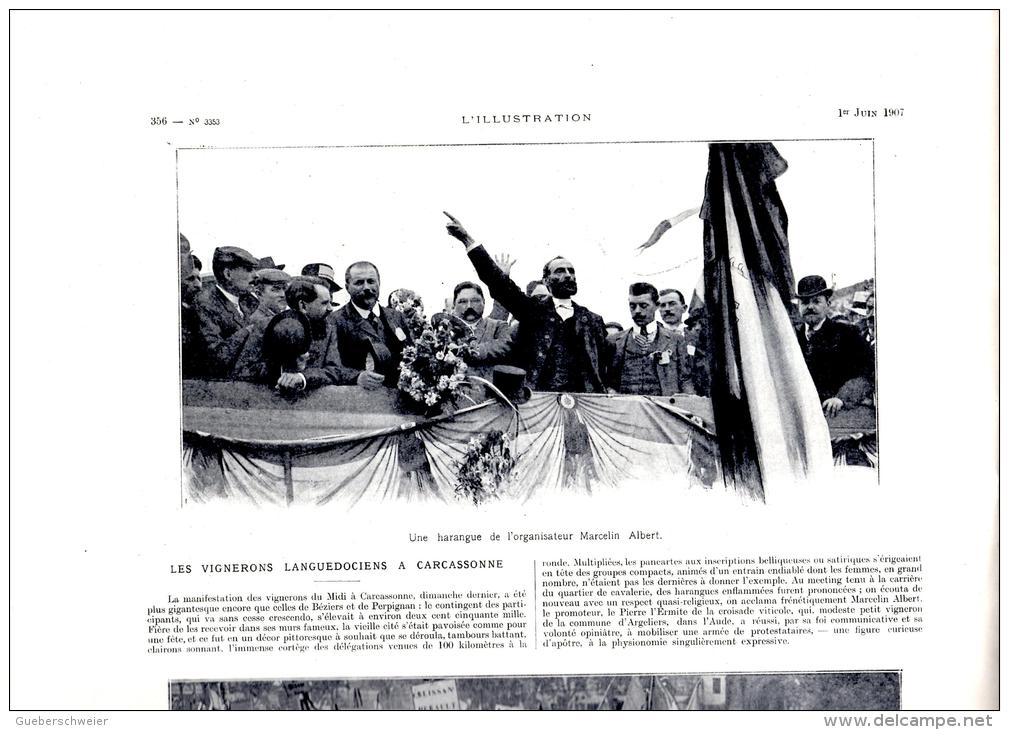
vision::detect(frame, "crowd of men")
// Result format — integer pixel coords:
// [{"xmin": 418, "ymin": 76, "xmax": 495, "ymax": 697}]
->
[{"xmin": 179, "ymin": 214, "xmax": 876, "ymax": 418}]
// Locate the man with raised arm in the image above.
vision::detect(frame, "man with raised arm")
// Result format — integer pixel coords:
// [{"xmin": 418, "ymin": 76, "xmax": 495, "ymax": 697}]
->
[{"xmin": 444, "ymin": 212, "xmax": 609, "ymax": 393}]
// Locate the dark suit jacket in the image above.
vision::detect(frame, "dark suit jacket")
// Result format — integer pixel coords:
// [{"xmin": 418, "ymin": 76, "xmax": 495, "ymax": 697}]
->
[
  {"xmin": 180, "ymin": 303, "xmax": 202, "ymax": 379},
  {"xmin": 605, "ymin": 325, "xmax": 695, "ymax": 396},
  {"xmin": 192, "ymin": 284, "xmax": 253, "ymax": 378},
  {"xmin": 795, "ymin": 317, "xmax": 875, "ymax": 404},
  {"xmin": 228, "ymin": 309, "xmax": 272, "ymax": 381},
  {"xmin": 330, "ymin": 303, "xmax": 415, "ymax": 387},
  {"xmin": 467, "ymin": 245, "xmax": 608, "ymax": 392},
  {"xmin": 232, "ymin": 309, "xmax": 346, "ymax": 390}
]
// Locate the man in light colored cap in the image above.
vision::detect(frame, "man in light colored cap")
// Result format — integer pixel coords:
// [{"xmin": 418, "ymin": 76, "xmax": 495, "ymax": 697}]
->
[
  {"xmin": 229, "ymin": 268, "xmax": 292, "ymax": 379},
  {"xmin": 240, "ymin": 256, "xmax": 287, "ymax": 315},
  {"xmin": 192, "ymin": 245, "xmax": 259, "ymax": 378},
  {"xmin": 246, "ymin": 269, "xmax": 292, "ymax": 328}
]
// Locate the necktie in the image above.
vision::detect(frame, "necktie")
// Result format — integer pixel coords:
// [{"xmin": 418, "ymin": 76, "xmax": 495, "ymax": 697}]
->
[{"xmin": 634, "ymin": 325, "xmax": 649, "ymax": 347}]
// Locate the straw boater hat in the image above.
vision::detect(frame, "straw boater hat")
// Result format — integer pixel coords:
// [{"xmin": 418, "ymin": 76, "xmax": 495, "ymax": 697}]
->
[{"xmin": 301, "ymin": 263, "xmax": 342, "ymax": 293}]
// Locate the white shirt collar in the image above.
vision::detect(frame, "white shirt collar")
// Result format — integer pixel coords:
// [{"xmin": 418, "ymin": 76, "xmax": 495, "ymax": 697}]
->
[
  {"xmin": 552, "ymin": 297, "xmax": 574, "ymax": 321},
  {"xmin": 634, "ymin": 320, "xmax": 659, "ymax": 340},
  {"xmin": 804, "ymin": 317, "xmax": 827, "ymax": 337},
  {"xmin": 352, "ymin": 302, "xmax": 381, "ymax": 320},
  {"xmin": 216, "ymin": 284, "xmax": 243, "ymax": 314}
]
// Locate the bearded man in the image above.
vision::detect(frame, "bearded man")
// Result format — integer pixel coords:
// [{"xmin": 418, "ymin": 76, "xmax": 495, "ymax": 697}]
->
[{"xmin": 445, "ymin": 213, "xmax": 609, "ymax": 393}]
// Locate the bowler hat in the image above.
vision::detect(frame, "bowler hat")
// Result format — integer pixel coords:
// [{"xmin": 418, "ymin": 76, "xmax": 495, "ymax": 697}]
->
[
  {"xmin": 491, "ymin": 365, "xmax": 532, "ymax": 405},
  {"xmin": 213, "ymin": 246, "xmax": 258, "ymax": 270},
  {"xmin": 301, "ymin": 263, "xmax": 342, "ymax": 293},
  {"xmin": 796, "ymin": 275, "xmax": 833, "ymax": 300}
]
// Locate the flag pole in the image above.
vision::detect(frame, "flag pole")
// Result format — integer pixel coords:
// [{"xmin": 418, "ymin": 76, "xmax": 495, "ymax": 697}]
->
[{"xmin": 597, "ymin": 676, "xmax": 617, "ymax": 710}]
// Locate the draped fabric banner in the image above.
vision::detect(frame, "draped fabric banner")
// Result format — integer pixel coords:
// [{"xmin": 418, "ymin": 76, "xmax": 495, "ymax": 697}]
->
[
  {"xmin": 700, "ymin": 143, "xmax": 834, "ymax": 501},
  {"xmin": 182, "ymin": 382, "xmax": 721, "ymax": 507}
]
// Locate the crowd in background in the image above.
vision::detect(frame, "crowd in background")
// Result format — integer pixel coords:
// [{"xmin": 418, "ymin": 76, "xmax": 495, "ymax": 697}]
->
[{"xmin": 179, "ymin": 221, "xmax": 875, "ymax": 419}]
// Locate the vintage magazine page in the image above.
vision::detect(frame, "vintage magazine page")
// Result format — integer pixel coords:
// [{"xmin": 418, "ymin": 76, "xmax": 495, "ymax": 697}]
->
[{"xmin": 9, "ymin": 9, "xmax": 998, "ymax": 726}]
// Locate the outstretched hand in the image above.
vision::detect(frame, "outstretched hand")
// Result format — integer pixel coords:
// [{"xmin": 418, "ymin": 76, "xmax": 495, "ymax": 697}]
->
[
  {"xmin": 444, "ymin": 211, "xmax": 474, "ymax": 247},
  {"xmin": 493, "ymin": 253, "xmax": 516, "ymax": 276}
]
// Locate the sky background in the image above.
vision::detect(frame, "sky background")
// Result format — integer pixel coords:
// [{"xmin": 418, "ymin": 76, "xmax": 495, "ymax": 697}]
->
[{"xmin": 179, "ymin": 140, "xmax": 874, "ymax": 324}]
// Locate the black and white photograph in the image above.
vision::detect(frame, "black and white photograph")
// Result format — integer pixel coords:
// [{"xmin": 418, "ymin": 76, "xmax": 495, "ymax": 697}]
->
[
  {"xmin": 10, "ymin": 9, "xmax": 996, "ymax": 718},
  {"xmin": 170, "ymin": 671, "xmax": 900, "ymax": 711},
  {"xmin": 180, "ymin": 140, "xmax": 876, "ymax": 506}
]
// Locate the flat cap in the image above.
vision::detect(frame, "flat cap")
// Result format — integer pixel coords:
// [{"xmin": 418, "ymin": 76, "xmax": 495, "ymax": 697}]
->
[
  {"xmin": 254, "ymin": 268, "xmax": 292, "ymax": 285},
  {"xmin": 213, "ymin": 246, "xmax": 258, "ymax": 269}
]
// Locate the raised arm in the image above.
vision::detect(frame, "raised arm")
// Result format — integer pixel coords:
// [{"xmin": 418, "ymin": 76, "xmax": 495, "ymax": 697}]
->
[{"xmin": 444, "ymin": 212, "xmax": 537, "ymax": 321}]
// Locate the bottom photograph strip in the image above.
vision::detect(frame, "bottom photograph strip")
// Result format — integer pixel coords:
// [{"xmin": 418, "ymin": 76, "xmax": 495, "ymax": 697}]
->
[{"xmin": 170, "ymin": 670, "xmax": 900, "ymax": 711}]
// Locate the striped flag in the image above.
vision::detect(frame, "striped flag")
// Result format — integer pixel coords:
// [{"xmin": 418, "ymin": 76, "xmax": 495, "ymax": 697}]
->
[{"xmin": 699, "ymin": 143, "xmax": 832, "ymax": 500}]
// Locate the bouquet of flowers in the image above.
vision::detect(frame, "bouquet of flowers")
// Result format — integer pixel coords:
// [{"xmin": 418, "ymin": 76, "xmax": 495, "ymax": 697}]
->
[
  {"xmin": 397, "ymin": 316, "xmax": 468, "ymax": 412},
  {"xmin": 454, "ymin": 430, "xmax": 515, "ymax": 506},
  {"xmin": 388, "ymin": 288, "xmax": 427, "ymax": 340}
]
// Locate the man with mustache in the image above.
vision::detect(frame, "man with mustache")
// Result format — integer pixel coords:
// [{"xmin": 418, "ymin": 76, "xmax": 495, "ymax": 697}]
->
[
  {"xmin": 448, "ymin": 280, "xmax": 513, "ymax": 381},
  {"xmin": 330, "ymin": 261, "xmax": 414, "ymax": 390},
  {"xmin": 444, "ymin": 213, "xmax": 609, "ymax": 393},
  {"xmin": 657, "ymin": 288, "xmax": 687, "ymax": 336},
  {"xmin": 794, "ymin": 274, "xmax": 875, "ymax": 417},
  {"xmin": 232, "ymin": 276, "xmax": 344, "ymax": 393},
  {"xmin": 606, "ymin": 282, "xmax": 693, "ymax": 396}
]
